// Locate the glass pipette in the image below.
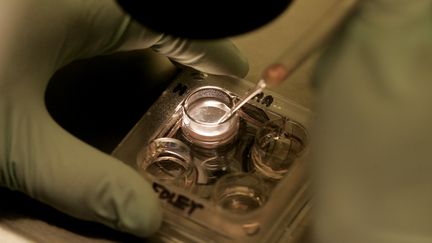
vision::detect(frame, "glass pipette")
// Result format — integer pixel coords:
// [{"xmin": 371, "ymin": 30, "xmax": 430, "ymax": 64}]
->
[{"xmin": 217, "ymin": 0, "xmax": 358, "ymax": 124}]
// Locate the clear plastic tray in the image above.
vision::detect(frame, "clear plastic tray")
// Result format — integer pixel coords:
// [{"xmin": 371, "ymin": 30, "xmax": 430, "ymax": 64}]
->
[{"xmin": 112, "ymin": 70, "xmax": 312, "ymax": 242}]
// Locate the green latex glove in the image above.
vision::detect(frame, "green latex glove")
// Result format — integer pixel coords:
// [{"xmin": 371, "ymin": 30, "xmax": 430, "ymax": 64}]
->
[
  {"xmin": 0, "ymin": 0, "xmax": 248, "ymax": 237},
  {"xmin": 312, "ymin": 1, "xmax": 432, "ymax": 243}
]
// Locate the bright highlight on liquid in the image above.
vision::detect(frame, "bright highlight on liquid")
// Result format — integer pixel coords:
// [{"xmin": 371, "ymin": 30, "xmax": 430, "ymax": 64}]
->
[
  {"xmin": 188, "ymin": 98, "xmax": 229, "ymax": 124},
  {"xmin": 186, "ymin": 97, "xmax": 234, "ymax": 138}
]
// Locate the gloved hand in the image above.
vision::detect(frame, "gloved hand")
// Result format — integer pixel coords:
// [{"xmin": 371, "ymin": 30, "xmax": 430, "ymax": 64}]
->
[
  {"xmin": 0, "ymin": 0, "xmax": 248, "ymax": 238},
  {"xmin": 312, "ymin": 1, "xmax": 432, "ymax": 243}
]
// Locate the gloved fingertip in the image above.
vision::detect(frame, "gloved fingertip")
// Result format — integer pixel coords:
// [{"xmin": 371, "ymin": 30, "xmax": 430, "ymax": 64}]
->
[
  {"xmin": 115, "ymin": 182, "xmax": 163, "ymax": 238},
  {"xmin": 232, "ymin": 53, "xmax": 250, "ymax": 79},
  {"xmin": 81, "ymin": 163, "xmax": 163, "ymax": 238},
  {"xmin": 211, "ymin": 40, "xmax": 249, "ymax": 79}
]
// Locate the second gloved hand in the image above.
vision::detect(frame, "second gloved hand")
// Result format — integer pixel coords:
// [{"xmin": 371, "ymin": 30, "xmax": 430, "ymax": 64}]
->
[
  {"xmin": 312, "ymin": 1, "xmax": 432, "ymax": 243},
  {"xmin": 0, "ymin": 0, "xmax": 248, "ymax": 237}
]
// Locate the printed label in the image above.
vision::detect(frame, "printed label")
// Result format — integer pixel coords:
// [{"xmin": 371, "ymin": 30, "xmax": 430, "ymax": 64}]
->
[{"xmin": 153, "ymin": 182, "xmax": 204, "ymax": 215}]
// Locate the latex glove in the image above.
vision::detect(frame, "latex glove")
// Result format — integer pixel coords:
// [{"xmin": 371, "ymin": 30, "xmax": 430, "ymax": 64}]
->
[
  {"xmin": 0, "ymin": 0, "xmax": 248, "ymax": 238},
  {"xmin": 312, "ymin": 1, "xmax": 432, "ymax": 243}
]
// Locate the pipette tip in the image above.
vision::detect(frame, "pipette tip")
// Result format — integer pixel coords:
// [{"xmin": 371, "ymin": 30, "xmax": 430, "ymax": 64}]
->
[{"xmin": 217, "ymin": 79, "xmax": 267, "ymax": 124}]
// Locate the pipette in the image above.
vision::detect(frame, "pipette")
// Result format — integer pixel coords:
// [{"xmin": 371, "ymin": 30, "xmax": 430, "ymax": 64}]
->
[{"xmin": 217, "ymin": 0, "xmax": 358, "ymax": 124}]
